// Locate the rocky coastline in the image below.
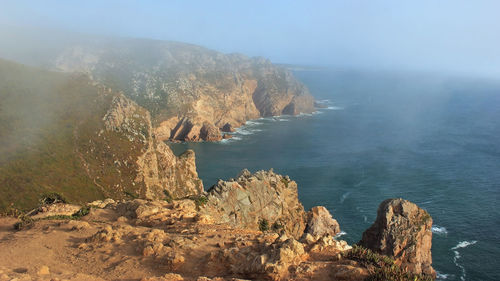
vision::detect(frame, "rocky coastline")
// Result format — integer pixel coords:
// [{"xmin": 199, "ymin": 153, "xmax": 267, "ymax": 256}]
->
[
  {"xmin": 0, "ymin": 41, "xmax": 436, "ymax": 280},
  {"xmin": 0, "ymin": 168, "xmax": 436, "ymax": 280}
]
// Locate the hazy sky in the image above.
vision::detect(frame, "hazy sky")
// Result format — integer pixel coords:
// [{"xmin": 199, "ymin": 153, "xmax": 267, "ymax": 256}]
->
[{"xmin": 1, "ymin": 0, "xmax": 499, "ymax": 77}]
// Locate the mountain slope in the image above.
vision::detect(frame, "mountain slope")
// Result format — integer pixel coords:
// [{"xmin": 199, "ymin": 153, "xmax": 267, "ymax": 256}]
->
[{"xmin": 0, "ymin": 59, "xmax": 202, "ymax": 212}]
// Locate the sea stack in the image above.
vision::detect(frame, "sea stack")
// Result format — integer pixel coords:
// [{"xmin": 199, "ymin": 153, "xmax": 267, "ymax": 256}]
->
[{"xmin": 359, "ymin": 198, "xmax": 436, "ymax": 277}]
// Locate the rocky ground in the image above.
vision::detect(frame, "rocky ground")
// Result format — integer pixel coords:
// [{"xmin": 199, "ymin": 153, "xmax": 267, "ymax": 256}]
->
[
  {"xmin": 0, "ymin": 198, "xmax": 365, "ymax": 281},
  {"xmin": 0, "ymin": 170, "xmax": 436, "ymax": 281}
]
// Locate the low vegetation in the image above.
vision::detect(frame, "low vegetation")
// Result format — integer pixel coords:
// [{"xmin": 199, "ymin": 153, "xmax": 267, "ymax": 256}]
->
[
  {"xmin": 344, "ymin": 245, "xmax": 434, "ymax": 281},
  {"xmin": 259, "ymin": 218, "xmax": 270, "ymax": 231}
]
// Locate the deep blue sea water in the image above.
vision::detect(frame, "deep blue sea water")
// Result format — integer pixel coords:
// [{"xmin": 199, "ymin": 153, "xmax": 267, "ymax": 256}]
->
[{"xmin": 170, "ymin": 70, "xmax": 500, "ymax": 281}]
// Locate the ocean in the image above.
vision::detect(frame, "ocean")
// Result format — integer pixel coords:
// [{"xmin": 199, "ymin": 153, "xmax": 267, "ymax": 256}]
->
[{"xmin": 169, "ymin": 70, "xmax": 500, "ymax": 281}]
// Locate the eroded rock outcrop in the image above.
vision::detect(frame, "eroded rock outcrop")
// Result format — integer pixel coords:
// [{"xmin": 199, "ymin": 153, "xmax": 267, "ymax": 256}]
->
[
  {"xmin": 201, "ymin": 169, "xmax": 307, "ymax": 239},
  {"xmin": 102, "ymin": 94, "xmax": 203, "ymax": 199},
  {"xmin": 304, "ymin": 206, "xmax": 341, "ymax": 237},
  {"xmin": 359, "ymin": 198, "xmax": 436, "ymax": 277}
]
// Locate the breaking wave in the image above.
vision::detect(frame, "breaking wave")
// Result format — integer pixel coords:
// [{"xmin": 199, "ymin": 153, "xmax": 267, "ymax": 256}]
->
[
  {"xmin": 451, "ymin": 240, "xmax": 477, "ymax": 281},
  {"xmin": 334, "ymin": 231, "xmax": 347, "ymax": 238},
  {"xmin": 432, "ymin": 226, "xmax": 448, "ymax": 235}
]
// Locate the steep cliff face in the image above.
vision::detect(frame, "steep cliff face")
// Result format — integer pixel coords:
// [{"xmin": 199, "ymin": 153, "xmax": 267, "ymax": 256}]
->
[
  {"xmin": 359, "ymin": 198, "xmax": 436, "ymax": 277},
  {"xmin": 99, "ymin": 94, "xmax": 203, "ymax": 199},
  {"xmin": 0, "ymin": 59, "xmax": 202, "ymax": 212},
  {"xmin": 201, "ymin": 169, "xmax": 307, "ymax": 239},
  {"xmin": 49, "ymin": 39, "xmax": 315, "ymax": 141}
]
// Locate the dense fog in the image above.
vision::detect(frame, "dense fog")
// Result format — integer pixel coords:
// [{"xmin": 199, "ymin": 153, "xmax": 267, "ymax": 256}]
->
[{"xmin": 1, "ymin": 0, "xmax": 499, "ymax": 79}]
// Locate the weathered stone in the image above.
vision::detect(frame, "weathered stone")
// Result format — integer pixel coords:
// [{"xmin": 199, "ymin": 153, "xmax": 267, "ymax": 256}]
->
[
  {"xmin": 304, "ymin": 206, "xmax": 340, "ymax": 237},
  {"xmin": 201, "ymin": 170, "xmax": 306, "ymax": 239},
  {"xmin": 28, "ymin": 203, "xmax": 81, "ymax": 219},
  {"xmin": 359, "ymin": 198, "xmax": 436, "ymax": 277}
]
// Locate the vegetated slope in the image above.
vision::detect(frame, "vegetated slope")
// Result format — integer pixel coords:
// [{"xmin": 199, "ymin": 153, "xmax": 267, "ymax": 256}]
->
[
  {"xmin": 0, "ymin": 27, "xmax": 315, "ymax": 141},
  {"xmin": 0, "ymin": 59, "xmax": 202, "ymax": 212}
]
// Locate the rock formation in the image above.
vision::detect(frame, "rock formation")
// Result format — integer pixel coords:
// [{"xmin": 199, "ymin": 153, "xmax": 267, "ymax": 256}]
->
[
  {"xmin": 54, "ymin": 45, "xmax": 316, "ymax": 142},
  {"xmin": 304, "ymin": 206, "xmax": 341, "ymax": 237},
  {"xmin": 0, "ymin": 29, "xmax": 316, "ymax": 142},
  {"xmin": 103, "ymin": 94, "xmax": 203, "ymax": 199},
  {"xmin": 359, "ymin": 198, "xmax": 436, "ymax": 277},
  {"xmin": 201, "ymin": 169, "xmax": 306, "ymax": 239}
]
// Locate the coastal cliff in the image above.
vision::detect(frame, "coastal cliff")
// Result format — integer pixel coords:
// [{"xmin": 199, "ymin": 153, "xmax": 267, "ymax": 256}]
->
[
  {"xmin": 53, "ymin": 42, "xmax": 315, "ymax": 142},
  {"xmin": 0, "ymin": 28, "xmax": 316, "ymax": 142}
]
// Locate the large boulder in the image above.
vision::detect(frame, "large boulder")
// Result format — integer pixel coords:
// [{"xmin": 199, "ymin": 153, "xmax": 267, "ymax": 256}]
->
[
  {"xmin": 359, "ymin": 198, "xmax": 435, "ymax": 277},
  {"xmin": 201, "ymin": 169, "xmax": 306, "ymax": 239},
  {"xmin": 304, "ymin": 206, "xmax": 340, "ymax": 237}
]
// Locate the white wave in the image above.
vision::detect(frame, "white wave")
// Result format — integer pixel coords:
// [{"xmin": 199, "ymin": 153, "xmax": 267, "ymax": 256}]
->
[
  {"xmin": 340, "ymin": 191, "xmax": 351, "ymax": 204},
  {"xmin": 451, "ymin": 240, "xmax": 477, "ymax": 250},
  {"xmin": 326, "ymin": 106, "xmax": 344, "ymax": 110},
  {"xmin": 436, "ymin": 271, "xmax": 451, "ymax": 280},
  {"xmin": 219, "ymin": 136, "xmax": 242, "ymax": 144},
  {"xmin": 451, "ymin": 240, "xmax": 477, "ymax": 281},
  {"xmin": 258, "ymin": 117, "xmax": 274, "ymax": 121},
  {"xmin": 334, "ymin": 231, "xmax": 347, "ymax": 238},
  {"xmin": 234, "ymin": 128, "xmax": 262, "ymax": 135},
  {"xmin": 312, "ymin": 110, "xmax": 324, "ymax": 115},
  {"xmin": 432, "ymin": 226, "xmax": 448, "ymax": 235},
  {"xmin": 244, "ymin": 120, "xmax": 262, "ymax": 126}
]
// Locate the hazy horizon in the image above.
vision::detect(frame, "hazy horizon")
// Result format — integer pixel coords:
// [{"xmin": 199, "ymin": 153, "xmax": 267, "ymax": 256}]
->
[{"xmin": 1, "ymin": 0, "xmax": 500, "ymax": 79}]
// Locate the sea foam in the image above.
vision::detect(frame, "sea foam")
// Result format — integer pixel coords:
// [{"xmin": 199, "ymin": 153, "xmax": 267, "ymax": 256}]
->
[
  {"xmin": 451, "ymin": 240, "xmax": 477, "ymax": 281},
  {"xmin": 326, "ymin": 106, "xmax": 344, "ymax": 110},
  {"xmin": 436, "ymin": 271, "xmax": 451, "ymax": 280},
  {"xmin": 335, "ymin": 231, "xmax": 347, "ymax": 238},
  {"xmin": 451, "ymin": 240, "xmax": 477, "ymax": 250},
  {"xmin": 432, "ymin": 226, "xmax": 448, "ymax": 235}
]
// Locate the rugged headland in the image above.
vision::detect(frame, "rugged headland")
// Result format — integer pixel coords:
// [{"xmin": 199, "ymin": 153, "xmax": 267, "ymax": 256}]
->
[{"xmin": 0, "ymin": 28, "xmax": 315, "ymax": 142}]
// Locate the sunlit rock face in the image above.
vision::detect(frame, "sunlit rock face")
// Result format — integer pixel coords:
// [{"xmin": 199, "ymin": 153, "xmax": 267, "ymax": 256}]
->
[
  {"xmin": 359, "ymin": 198, "xmax": 436, "ymax": 277},
  {"xmin": 52, "ymin": 40, "xmax": 315, "ymax": 141},
  {"xmin": 201, "ymin": 169, "xmax": 307, "ymax": 239}
]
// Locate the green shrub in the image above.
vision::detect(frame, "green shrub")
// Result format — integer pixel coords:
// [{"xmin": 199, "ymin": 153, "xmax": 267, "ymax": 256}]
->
[
  {"xmin": 259, "ymin": 218, "xmax": 269, "ymax": 232},
  {"xmin": 72, "ymin": 206, "xmax": 91, "ymax": 218},
  {"xmin": 344, "ymin": 245, "xmax": 434, "ymax": 281},
  {"xmin": 193, "ymin": 195, "xmax": 208, "ymax": 208}
]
